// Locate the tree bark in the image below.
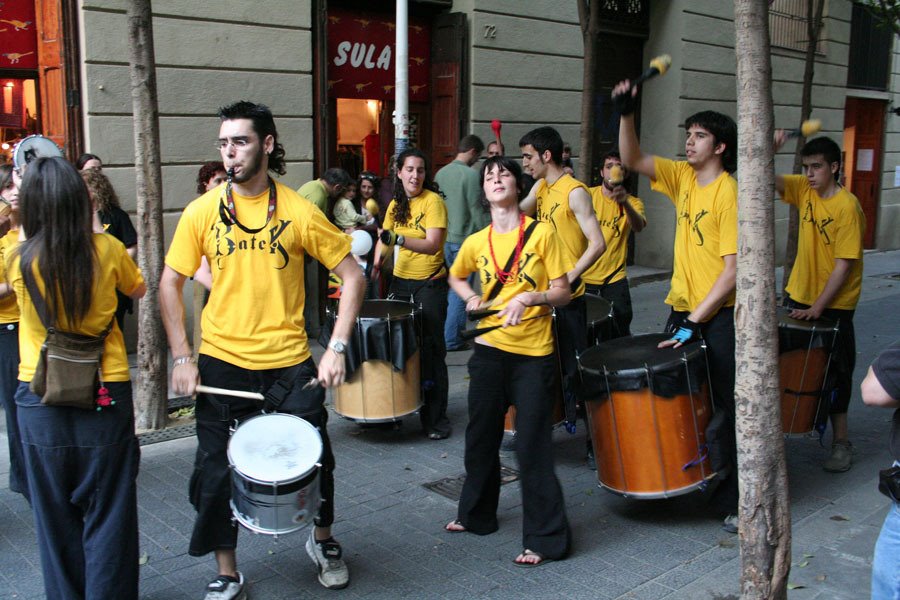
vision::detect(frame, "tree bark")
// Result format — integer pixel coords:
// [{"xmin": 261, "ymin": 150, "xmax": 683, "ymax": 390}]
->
[
  {"xmin": 577, "ymin": 0, "xmax": 600, "ymax": 184},
  {"xmin": 783, "ymin": 0, "xmax": 825, "ymax": 296},
  {"xmin": 127, "ymin": 0, "xmax": 168, "ymax": 430},
  {"xmin": 734, "ymin": 1, "xmax": 792, "ymax": 598}
]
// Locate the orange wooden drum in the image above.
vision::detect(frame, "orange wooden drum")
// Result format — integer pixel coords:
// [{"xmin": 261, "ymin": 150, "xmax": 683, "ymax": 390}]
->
[
  {"xmin": 329, "ymin": 300, "xmax": 422, "ymax": 422},
  {"xmin": 579, "ymin": 334, "xmax": 715, "ymax": 498},
  {"xmin": 777, "ymin": 308, "xmax": 838, "ymax": 434}
]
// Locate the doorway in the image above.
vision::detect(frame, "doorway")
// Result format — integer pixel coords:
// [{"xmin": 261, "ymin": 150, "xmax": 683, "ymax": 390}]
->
[{"xmin": 843, "ymin": 97, "xmax": 884, "ymax": 248}]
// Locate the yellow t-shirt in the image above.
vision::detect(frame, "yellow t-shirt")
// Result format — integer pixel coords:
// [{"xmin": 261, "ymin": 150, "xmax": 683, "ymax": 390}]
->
[
  {"xmin": 165, "ymin": 180, "xmax": 351, "ymax": 370},
  {"xmin": 534, "ymin": 174, "xmax": 590, "ymax": 297},
  {"xmin": 780, "ymin": 175, "xmax": 865, "ymax": 309},
  {"xmin": 0, "ymin": 229, "xmax": 20, "ymax": 323},
  {"xmin": 383, "ymin": 189, "xmax": 447, "ymax": 280},
  {"xmin": 450, "ymin": 217, "xmax": 571, "ymax": 357},
  {"xmin": 582, "ymin": 188, "xmax": 646, "ymax": 286},
  {"xmin": 11, "ymin": 234, "xmax": 144, "ymax": 382},
  {"xmin": 651, "ymin": 158, "xmax": 738, "ymax": 314}
]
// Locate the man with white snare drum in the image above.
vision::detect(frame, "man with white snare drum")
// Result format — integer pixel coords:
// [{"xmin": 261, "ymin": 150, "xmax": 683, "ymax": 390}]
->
[
  {"xmin": 616, "ymin": 81, "xmax": 740, "ymax": 533},
  {"xmin": 160, "ymin": 101, "xmax": 364, "ymax": 597},
  {"xmin": 446, "ymin": 155, "xmax": 572, "ymax": 567},
  {"xmin": 583, "ymin": 150, "xmax": 646, "ymax": 339},
  {"xmin": 773, "ymin": 135, "xmax": 865, "ymax": 473}
]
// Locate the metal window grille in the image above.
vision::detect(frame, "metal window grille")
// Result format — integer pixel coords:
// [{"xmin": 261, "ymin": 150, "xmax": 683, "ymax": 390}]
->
[{"xmin": 769, "ymin": 0, "xmax": 826, "ymax": 54}]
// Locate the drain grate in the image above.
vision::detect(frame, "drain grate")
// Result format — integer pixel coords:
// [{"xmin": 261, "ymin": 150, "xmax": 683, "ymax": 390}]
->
[
  {"xmin": 138, "ymin": 423, "xmax": 196, "ymax": 446},
  {"xmin": 423, "ymin": 465, "xmax": 519, "ymax": 501},
  {"xmin": 168, "ymin": 396, "xmax": 194, "ymax": 412}
]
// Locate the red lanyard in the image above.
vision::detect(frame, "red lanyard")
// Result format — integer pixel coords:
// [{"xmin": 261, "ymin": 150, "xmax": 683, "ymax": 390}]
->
[{"xmin": 488, "ymin": 212, "xmax": 526, "ymax": 285}]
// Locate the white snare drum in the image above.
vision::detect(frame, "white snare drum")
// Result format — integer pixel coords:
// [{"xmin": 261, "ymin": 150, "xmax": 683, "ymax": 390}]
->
[{"xmin": 227, "ymin": 413, "xmax": 322, "ymax": 536}]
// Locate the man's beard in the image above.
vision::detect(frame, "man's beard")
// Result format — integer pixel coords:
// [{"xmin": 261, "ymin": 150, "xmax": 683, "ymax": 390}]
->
[{"xmin": 231, "ymin": 146, "xmax": 266, "ymax": 184}]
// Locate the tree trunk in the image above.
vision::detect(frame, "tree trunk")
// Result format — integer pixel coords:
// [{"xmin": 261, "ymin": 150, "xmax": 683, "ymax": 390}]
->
[
  {"xmin": 127, "ymin": 0, "xmax": 168, "ymax": 430},
  {"xmin": 577, "ymin": 0, "xmax": 600, "ymax": 184},
  {"xmin": 783, "ymin": 0, "xmax": 825, "ymax": 296},
  {"xmin": 734, "ymin": 1, "xmax": 792, "ymax": 598}
]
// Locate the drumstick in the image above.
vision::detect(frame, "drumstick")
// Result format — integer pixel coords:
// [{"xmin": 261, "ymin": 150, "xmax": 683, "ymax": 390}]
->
[
  {"xmin": 196, "ymin": 384, "xmax": 264, "ymax": 401},
  {"xmin": 460, "ymin": 312, "xmax": 552, "ymax": 341},
  {"xmin": 467, "ymin": 307, "xmax": 500, "ymax": 321},
  {"xmin": 491, "ymin": 119, "xmax": 502, "ymax": 149},
  {"xmin": 617, "ymin": 54, "xmax": 672, "ymax": 97},
  {"xmin": 786, "ymin": 119, "xmax": 821, "ymax": 139},
  {"xmin": 607, "ymin": 165, "xmax": 625, "ymax": 186}
]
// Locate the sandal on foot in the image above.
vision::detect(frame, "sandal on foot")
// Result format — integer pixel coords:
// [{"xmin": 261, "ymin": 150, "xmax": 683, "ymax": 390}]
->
[
  {"xmin": 444, "ymin": 519, "xmax": 466, "ymax": 533},
  {"xmin": 513, "ymin": 549, "xmax": 552, "ymax": 568}
]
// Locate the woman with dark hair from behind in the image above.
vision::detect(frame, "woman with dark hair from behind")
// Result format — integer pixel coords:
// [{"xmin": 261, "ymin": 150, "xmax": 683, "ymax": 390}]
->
[
  {"xmin": 0, "ymin": 163, "xmax": 27, "ymax": 500},
  {"xmin": 373, "ymin": 148, "xmax": 452, "ymax": 439},
  {"xmin": 12, "ymin": 157, "xmax": 146, "ymax": 599},
  {"xmin": 81, "ymin": 168, "xmax": 138, "ymax": 332}
]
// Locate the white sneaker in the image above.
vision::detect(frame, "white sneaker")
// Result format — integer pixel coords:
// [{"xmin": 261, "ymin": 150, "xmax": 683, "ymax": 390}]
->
[
  {"xmin": 204, "ymin": 572, "xmax": 247, "ymax": 600},
  {"xmin": 306, "ymin": 530, "xmax": 350, "ymax": 589}
]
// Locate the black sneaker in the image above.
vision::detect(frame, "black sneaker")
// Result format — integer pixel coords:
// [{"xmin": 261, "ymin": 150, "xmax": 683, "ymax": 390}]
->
[{"xmin": 204, "ymin": 572, "xmax": 246, "ymax": 600}]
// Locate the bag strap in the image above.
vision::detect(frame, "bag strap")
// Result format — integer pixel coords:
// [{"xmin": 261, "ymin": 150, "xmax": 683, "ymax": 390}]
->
[
  {"xmin": 23, "ymin": 272, "xmax": 115, "ymax": 339},
  {"xmin": 484, "ymin": 219, "xmax": 539, "ymax": 303}
]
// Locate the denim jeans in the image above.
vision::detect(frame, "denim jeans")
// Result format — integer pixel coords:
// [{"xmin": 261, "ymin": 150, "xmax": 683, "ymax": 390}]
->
[
  {"xmin": 16, "ymin": 380, "xmax": 140, "ymax": 600},
  {"xmin": 873, "ymin": 490, "xmax": 900, "ymax": 598},
  {"xmin": 444, "ymin": 241, "xmax": 468, "ymax": 349}
]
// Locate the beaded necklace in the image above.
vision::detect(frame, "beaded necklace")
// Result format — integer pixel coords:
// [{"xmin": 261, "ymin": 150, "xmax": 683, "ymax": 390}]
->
[{"xmin": 488, "ymin": 212, "xmax": 526, "ymax": 285}]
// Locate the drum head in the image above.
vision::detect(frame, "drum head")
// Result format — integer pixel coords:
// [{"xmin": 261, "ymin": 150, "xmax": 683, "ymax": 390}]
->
[
  {"xmin": 358, "ymin": 299, "xmax": 417, "ymax": 320},
  {"xmin": 777, "ymin": 306, "xmax": 836, "ymax": 332},
  {"xmin": 579, "ymin": 333, "xmax": 703, "ymax": 376},
  {"xmin": 12, "ymin": 135, "xmax": 63, "ymax": 171},
  {"xmin": 228, "ymin": 413, "xmax": 322, "ymax": 482},
  {"xmin": 584, "ymin": 293, "xmax": 612, "ymax": 324}
]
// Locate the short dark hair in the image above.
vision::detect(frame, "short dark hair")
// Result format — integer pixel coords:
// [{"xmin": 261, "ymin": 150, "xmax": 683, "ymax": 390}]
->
[
  {"xmin": 487, "ymin": 140, "xmax": 505, "ymax": 155},
  {"xmin": 801, "ymin": 137, "xmax": 842, "ymax": 180},
  {"xmin": 600, "ymin": 150, "xmax": 622, "ymax": 164},
  {"xmin": 518, "ymin": 126, "xmax": 564, "ymax": 166},
  {"xmin": 217, "ymin": 101, "xmax": 286, "ymax": 175},
  {"xmin": 196, "ymin": 160, "xmax": 226, "ymax": 194},
  {"xmin": 478, "ymin": 155, "xmax": 523, "ymax": 211},
  {"xmin": 684, "ymin": 111, "xmax": 737, "ymax": 173},
  {"xmin": 75, "ymin": 153, "xmax": 102, "ymax": 170},
  {"xmin": 322, "ymin": 167, "xmax": 352, "ymax": 188},
  {"xmin": 458, "ymin": 135, "xmax": 485, "ymax": 154}
]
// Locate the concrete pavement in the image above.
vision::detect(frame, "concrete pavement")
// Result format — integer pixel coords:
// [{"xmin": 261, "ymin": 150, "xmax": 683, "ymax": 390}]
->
[{"xmin": 1, "ymin": 250, "xmax": 898, "ymax": 599}]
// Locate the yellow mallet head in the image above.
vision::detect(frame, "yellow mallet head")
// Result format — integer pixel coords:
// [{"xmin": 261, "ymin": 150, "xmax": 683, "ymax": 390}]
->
[
  {"xmin": 365, "ymin": 198, "xmax": 379, "ymax": 217},
  {"xmin": 608, "ymin": 165, "xmax": 625, "ymax": 186},
  {"xmin": 801, "ymin": 119, "xmax": 822, "ymax": 137},
  {"xmin": 649, "ymin": 54, "xmax": 672, "ymax": 76}
]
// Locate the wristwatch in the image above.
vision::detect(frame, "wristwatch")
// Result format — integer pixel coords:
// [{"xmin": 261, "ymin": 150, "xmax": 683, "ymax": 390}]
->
[
  {"xmin": 396, "ymin": 234, "xmax": 406, "ymax": 247},
  {"xmin": 328, "ymin": 339, "xmax": 348, "ymax": 354}
]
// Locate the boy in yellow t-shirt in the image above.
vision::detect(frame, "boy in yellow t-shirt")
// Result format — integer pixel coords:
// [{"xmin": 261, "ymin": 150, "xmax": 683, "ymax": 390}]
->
[
  {"xmin": 518, "ymin": 126, "xmax": 606, "ymax": 431},
  {"xmin": 774, "ymin": 135, "xmax": 865, "ymax": 473},
  {"xmin": 584, "ymin": 151, "xmax": 646, "ymax": 339},
  {"xmin": 615, "ymin": 79, "xmax": 739, "ymax": 533}
]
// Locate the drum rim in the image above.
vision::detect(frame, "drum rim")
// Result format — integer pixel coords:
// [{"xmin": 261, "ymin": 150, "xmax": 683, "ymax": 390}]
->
[
  {"xmin": 578, "ymin": 333, "xmax": 705, "ymax": 377},
  {"xmin": 776, "ymin": 306, "xmax": 838, "ymax": 332},
  {"xmin": 343, "ymin": 298, "xmax": 420, "ymax": 321},
  {"xmin": 227, "ymin": 412, "xmax": 322, "ymax": 482}
]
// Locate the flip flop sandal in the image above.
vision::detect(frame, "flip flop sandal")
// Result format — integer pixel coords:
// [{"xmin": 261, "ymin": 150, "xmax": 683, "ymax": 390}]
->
[
  {"xmin": 513, "ymin": 549, "xmax": 552, "ymax": 568},
  {"xmin": 444, "ymin": 519, "xmax": 466, "ymax": 533}
]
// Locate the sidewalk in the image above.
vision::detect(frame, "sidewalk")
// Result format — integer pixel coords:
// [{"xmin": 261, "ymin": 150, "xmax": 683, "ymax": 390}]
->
[{"xmin": 1, "ymin": 250, "xmax": 898, "ymax": 599}]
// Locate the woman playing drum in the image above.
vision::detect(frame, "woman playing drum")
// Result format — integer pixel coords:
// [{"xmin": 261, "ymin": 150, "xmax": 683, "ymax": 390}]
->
[
  {"xmin": 444, "ymin": 155, "xmax": 572, "ymax": 567},
  {"xmin": 374, "ymin": 149, "xmax": 451, "ymax": 439},
  {"xmin": 11, "ymin": 157, "xmax": 146, "ymax": 598}
]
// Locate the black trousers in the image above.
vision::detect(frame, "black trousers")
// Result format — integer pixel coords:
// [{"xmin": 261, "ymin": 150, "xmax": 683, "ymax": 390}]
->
[
  {"xmin": 457, "ymin": 345, "xmax": 570, "ymax": 559},
  {"xmin": 666, "ymin": 307, "xmax": 738, "ymax": 514},
  {"xmin": 783, "ymin": 296, "xmax": 856, "ymax": 415},
  {"xmin": 189, "ymin": 355, "xmax": 335, "ymax": 556},
  {"xmin": 555, "ymin": 295, "xmax": 587, "ymax": 423},
  {"xmin": 585, "ymin": 278, "xmax": 634, "ymax": 339},
  {"xmin": 389, "ymin": 276, "xmax": 451, "ymax": 436}
]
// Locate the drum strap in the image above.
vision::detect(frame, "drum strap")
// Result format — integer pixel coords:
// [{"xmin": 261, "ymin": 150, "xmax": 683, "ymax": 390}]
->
[{"xmin": 484, "ymin": 220, "xmax": 539, "ymax": 304}]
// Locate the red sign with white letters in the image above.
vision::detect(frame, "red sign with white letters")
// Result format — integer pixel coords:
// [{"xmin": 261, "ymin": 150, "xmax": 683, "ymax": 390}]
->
[{"xmin": 327, "ymin": 9, "xmax": 430, "ymax": 102}]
